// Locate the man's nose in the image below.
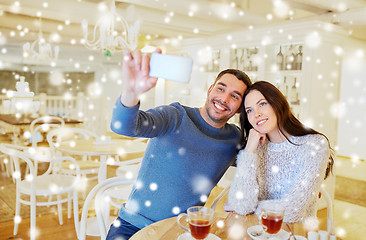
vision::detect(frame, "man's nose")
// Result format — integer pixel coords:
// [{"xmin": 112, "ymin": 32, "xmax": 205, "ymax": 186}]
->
[{"xmin": 222, "ymin": 93, "xmax": 231, "ymax": 103}]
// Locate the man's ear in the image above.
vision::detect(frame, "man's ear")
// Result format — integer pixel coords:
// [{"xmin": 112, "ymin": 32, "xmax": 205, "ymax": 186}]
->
[{"xmin": 207, "ymin": 84, "xmax": 214, "ymax": 96}]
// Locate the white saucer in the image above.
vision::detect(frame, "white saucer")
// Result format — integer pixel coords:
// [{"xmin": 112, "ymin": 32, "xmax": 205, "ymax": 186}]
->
[
  {"xmin": 177, "ymin": 232, "xmax": 221, "ymax": 240},
  {"xmin": 290, "ymin": 235, "xmax": 307, "ymax": 240},
  {"xmin": 247, "ymin": 225, "xmax": 290, "ymax": 240}
]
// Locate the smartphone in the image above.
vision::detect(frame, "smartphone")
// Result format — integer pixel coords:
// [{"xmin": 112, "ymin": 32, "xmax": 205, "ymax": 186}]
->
[{"xmin": 149, "ymin": 53, "xmax": 193, "ymax": 83}]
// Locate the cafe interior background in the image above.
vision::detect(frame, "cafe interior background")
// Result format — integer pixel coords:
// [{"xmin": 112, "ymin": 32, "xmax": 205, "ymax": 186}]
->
[{"xmin": 0, "ymin": 0, "xmax": 365, "ymax": 239}]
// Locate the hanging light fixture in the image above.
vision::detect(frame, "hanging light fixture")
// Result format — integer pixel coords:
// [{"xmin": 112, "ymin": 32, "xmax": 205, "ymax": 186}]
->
[
  {"xmin": 82, "ymin": 0, "xmax": 140, "ymax": 55},
  {"xmin": 23, "ymin": 17, "xmax": 59, "ymax": 62}
]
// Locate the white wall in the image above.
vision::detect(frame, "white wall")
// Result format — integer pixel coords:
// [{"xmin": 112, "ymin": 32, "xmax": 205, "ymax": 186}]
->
[{"xmin": 337, "ymin": 42, "xmax": 366, "ymax": 160}]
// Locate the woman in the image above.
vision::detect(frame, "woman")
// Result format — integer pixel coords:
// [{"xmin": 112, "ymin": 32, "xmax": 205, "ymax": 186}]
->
[{"xmin": 224, "ymin": 81, "xmax": 334, "ymax": 223}]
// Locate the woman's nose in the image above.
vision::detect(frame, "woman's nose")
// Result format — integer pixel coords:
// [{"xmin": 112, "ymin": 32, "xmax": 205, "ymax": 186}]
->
[{"xmin": 255, "ymin": 110, "xmax": 262, "ymax": 117}]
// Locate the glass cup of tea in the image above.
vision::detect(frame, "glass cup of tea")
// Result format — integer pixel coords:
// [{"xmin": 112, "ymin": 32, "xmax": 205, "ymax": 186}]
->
[
  {"xmin": 259, "ymin": 202, "xmax": 285, "ymax": 239},
  {"xmin": 177, "ymin": 206, "xmax": 214, "ymax": 240}
]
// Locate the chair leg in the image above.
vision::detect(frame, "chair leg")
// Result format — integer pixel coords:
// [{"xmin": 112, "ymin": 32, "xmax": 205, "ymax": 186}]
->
[
  {"xmin": 13, "ymin": 189, "xmax": 21, "ymax": 235},
  {"xmin": 47, "ymin": 195, "xmax": 52, "ymax": 207},
  {"xmin": 73, "ymin": 190, "xmax": 80, "ymax": 239},
  {"xmin": 57, "ymin": 194, "xmax": 63, "ymax": 225},
  {"xmin": 68, "ymin": 192, "xmax": 72, "ymax": 219},
  {"xmin": 5, "ymin": 158, "xmax": 11, "ymax": 178},
  {"xmin": 103, "ymin": 194, "xmax": 111, "ymax": 230},
  {"xmin": 30, "ymin": 194, "xmax": 36, "ymax": 240}
]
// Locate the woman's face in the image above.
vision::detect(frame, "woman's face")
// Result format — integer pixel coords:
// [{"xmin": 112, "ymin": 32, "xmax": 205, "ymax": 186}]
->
[{"xmin": 244, "ymin": 90, "xmax": 279, "ymax": 136}]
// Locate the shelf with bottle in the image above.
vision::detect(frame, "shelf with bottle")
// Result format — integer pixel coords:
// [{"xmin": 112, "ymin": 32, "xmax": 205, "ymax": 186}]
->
[
  {"xmin": 276, "ymin": 43, "xmax": 303, "ymax": 71},
  {"xmin": 230, "ymin": 46, "xmax": 259, "ymax": 72},
  {"xmin": 201, "ymin": 49, "xmax": 221, "ymax": 73},
  {"xmin": 275, "ymin": 75, "xmax": 301, "ymax": 105}
]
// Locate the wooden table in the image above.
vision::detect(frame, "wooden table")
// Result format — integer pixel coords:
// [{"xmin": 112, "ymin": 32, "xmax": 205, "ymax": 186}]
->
[
  {"xmin": 57, "ymin": 138, "xmax": 147, "ymax": 183},
  {"xmin": 131, "ymin": 212, "xmax": 307, "ymax": 240},
  {"xmin": 0, "ymin": 114, "xmax": 82, "ymax": 143}
]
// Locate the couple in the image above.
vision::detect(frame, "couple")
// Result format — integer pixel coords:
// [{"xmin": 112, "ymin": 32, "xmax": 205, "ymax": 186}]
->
[{"xmin": 107, "ymin": 49, "xmax": 334, "ymax": 239}]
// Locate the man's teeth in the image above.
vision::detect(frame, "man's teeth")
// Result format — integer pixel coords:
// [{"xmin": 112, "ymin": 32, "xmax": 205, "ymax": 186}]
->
[{"xmin": 215, "ymin": 103, "xmax": 226, "ymax": 110}]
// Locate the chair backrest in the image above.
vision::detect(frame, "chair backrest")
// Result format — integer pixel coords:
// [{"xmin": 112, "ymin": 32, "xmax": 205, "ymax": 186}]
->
[
  {"xmin": 0, "ymin": 144, "xmax": 37, "ymax": 186},
  {"xmin": 78, "ymin": 177, "xmax": 136, "ymax": 240},
  {"xmin": 30, "ymin": 116, "xmax": 65, "ymax": 148},
  {"xmin": 0, "ymin": 143, "xmax": 80, "ymax": 192},
  {"xmin": 47, "ymin": 127, "xmax": 98, "ymax": 153}
]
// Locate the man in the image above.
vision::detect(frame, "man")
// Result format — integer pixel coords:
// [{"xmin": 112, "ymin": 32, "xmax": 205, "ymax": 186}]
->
[{"xmin": 107, "ymin": 49, "xmax": 252, "ymax": 239}]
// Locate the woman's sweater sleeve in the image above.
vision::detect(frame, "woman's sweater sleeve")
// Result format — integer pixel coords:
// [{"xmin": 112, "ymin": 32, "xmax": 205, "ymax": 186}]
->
[
  {"xmin": 255, "ymin": 135, "xmax": 330, "ymax": 223},
  {"xmin": 224, "ymin": 150, "xmax": 259, "ymax": 215}
]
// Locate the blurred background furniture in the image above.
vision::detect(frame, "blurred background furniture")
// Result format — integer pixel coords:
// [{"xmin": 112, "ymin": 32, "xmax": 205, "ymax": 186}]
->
[
  {"xmin": 49, "ymin": 128, "xmax": 147, "ymax": 183},
  {"xmin": 0, "ymin": 143, "xmax": 80, "ymax": 240}
]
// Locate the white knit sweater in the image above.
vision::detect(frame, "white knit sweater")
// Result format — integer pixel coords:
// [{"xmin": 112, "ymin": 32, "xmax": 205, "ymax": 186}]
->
[{"xmin": 224, "ymin": 134, "xmax": 330, "ymax": 223}]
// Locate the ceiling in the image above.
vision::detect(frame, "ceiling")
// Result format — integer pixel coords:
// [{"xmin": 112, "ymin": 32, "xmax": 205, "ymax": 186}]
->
[{"xmin": 0, "ymin": 0, "xmax": 366, "ymax": 71}]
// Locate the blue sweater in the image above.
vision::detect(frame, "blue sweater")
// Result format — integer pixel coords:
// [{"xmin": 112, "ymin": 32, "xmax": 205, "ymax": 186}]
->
[{"xmin": 110, "ymin": 99, "xmax": 241, "ymax": 229}]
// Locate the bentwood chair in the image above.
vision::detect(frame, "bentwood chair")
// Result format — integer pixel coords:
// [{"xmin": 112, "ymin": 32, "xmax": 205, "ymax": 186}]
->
[
  {"xmin": 0, "ymin": 143, "xmax": 80, "ymax": 240},
  {"xmin": 78, "ymin": 177, "xmax": 136, "ymax": 240},
  {"xmin": 28, "ymin": 115, "xmax": 65, "ymax": 176},
  {"xmin": 47, "ymin": 127, "xmax": 101, "ymax": 180},
  {"xmin": 30, "ymin": 115, "xmax": 65, "ymax": 147}
]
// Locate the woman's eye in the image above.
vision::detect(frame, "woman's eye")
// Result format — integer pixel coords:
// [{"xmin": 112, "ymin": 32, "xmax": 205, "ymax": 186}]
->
[
  {"xmin": 259, "ymin": 102, "xmax": 266, "ymax": 107},
  {"xmin": 246, "ymin": 109, "xmax": 252, "ymax": 114}
]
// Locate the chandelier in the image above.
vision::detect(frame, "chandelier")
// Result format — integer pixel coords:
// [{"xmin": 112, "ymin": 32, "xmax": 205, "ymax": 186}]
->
[
  {"xmin": 23, "ymin": 17, "xmax": 59, "ymax": 62},
  {"xmin": 82, "ymin": 0, "xmax": 140, "ymax": 54}
]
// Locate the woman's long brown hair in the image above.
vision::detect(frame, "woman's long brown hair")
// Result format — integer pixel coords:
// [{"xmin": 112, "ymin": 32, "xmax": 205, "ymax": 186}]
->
[{"xmin": 240, "ymin": 81, "xmax": 334, "ymax": 179}]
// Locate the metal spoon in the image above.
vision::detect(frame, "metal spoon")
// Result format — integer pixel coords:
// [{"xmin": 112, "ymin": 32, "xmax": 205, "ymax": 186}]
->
[{"xmin": 250, "ymin": 229, "xmax": 264, "ymax": 237}]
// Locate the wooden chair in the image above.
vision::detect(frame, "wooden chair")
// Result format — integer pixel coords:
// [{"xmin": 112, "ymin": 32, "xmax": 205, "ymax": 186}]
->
[{"xmin": 0, "ymin": 143, "xmax": 80, "ymax": 240}]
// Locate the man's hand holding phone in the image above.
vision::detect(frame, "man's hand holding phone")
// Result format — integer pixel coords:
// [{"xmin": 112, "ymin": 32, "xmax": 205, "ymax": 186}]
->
[
  {"xmin": 121, "ymin": 48, "xmax": 193, "ymax": 107},
  {"xmin": 121, "ymin": 49, "xmax": 162, "ymax": 107}
]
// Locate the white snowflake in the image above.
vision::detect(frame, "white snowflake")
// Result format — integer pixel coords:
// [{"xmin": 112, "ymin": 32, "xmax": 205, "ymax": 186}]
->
[
  {"xmin": 126, "ymin": 200, "xmax": 139, "ymax": 213},
  {"xmin": 192, "ymin": 175, "xmax": 211, "ymax": 194},
  {"xmin": 172, "ymin": 206, "xmax": 180, "ymax": 215},
  {"xmin": 216, "ymin": 220, "xmax": 225, "ymax": 228},
  {"xmin": 235, "ymin": 191, "xmax": 244, "ymax": 200},
  {"xmin": 228, "ymin": 224, "xmax": 245, "ymax": 239},
  {"xmin": 178, "ymin": 147, "xmax": 186, "ymax": 155},
  {"xmin": 113, "ymin": 121, "xmax": 122, "ymax": 129},
  {"xmin": 135, "ymin": 180, "xmax": 143, "ymax": 189},
  {"xmin": 14, "ymin": 215, "xmax": 22, "ymax": 223},
  {"xmin": 271, "ymin": 165, "xmax": 279, "ymax": 173},
  {"xmin": 113, "ymin": 219, "xmax": 121, "ymax": 227},
  {"xmin": 149, "ymin": 182, "xmax": 158, "ymax": 191}
]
